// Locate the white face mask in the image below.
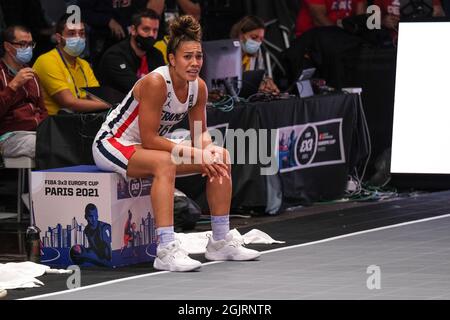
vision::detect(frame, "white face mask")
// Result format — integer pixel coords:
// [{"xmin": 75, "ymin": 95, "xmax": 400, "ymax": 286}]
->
[
  {"xmin": 63, "ymin": 37, "xmax": 86, "ymax": 57},
  {"xmin": 15, "ymin": 46, "xmax": 33, "ymax": 64},
  {"xmin": 242, "ymin": 38, "xmax": 262, "ymax": 55}
]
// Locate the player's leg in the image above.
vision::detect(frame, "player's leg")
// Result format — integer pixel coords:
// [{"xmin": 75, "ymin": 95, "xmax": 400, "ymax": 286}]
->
[
  {"xmin": 127, "ymin": 147, "xmax": 201, "ymax": 272},
  {"xmin": 176, "ymin": 147, "xmax": 260, "ymax": 261}
]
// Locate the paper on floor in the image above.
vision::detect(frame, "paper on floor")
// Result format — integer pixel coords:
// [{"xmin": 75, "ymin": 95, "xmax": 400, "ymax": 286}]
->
[
  {"xmin": 0, "ymin": 261, "xmax": 71, "ymax": 290},
  {"xmin": 175, "ymin": 228, "xmax": 285, "ymax": 254}
]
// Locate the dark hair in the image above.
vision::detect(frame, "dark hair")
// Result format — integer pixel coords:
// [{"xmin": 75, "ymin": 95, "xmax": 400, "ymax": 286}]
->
[
  {"xmin": 230, "ymin": 15, "xmax": 265, "ymax": 39},
  {"xmin": 85, "ymin": 203, "xmax": 98, "ymax": 218},
  {"xmin": 166, "ymin": 15, "xmax": 202, "ymax": 62},
  {"xmin": 1, "ymin": 25, "xmax": 31, "ymax": 57},
  {"xmin": 131, "ymin": 9, "xmax": 160, "ymax": 28},
  {"xmin": 2, "ymin": 25, "xmax": 31, "ymax": 43},
  {"xmin": 55, "ymin": 13, "xmax": 85, "ymax": 35}
]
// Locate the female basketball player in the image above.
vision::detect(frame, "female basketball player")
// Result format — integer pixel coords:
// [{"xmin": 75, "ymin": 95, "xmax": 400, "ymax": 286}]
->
[{"xmin": 93, "ymin": 15, "xmax": 260, "ymax": 272}]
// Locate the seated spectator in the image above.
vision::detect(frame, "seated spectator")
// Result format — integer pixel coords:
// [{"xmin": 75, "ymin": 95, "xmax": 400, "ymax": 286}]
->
[
  {"xmin": 230, "ymin": 15, "xmax": 280, "ymax": 95},
  {"xmin": 0, "ymin": 26, "xmax": 47, "ymax": 159},
  {"xmin": 1, "ymin": 0, "xmax": 55, "ymax": 62},
  {"xmin": 295, "ymin": 0, "xmax": 367, "ymax": 37},
  {"xmin": 79, "ymin": 0, "xmax": 153, "ymax": 66},
  {"xmin": 374, "ymin": 0, "xmax": 445, "ymax": 44},
  {"xmin": 33, "ymin": 14, "xmax": 110, "ymax": 115},
  {"xmin": 97, "ymin": 9, "xmax": 165, "ymax": 94}
]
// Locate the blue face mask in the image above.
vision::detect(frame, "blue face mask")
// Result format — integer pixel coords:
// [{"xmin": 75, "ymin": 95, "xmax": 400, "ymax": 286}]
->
[
  {"xmin": 63, "ymin": 37, "xmax": 86, "ymax": 57},
  {"xmin": 15, "ymin": 46, "xmax": 33, "ymax": 64},
  {"xmin": 242, "ymin": 38, "xmax": 261, "ymax": 55}
]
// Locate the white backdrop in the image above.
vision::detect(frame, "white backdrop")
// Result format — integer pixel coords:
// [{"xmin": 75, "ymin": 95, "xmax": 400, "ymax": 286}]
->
[{"xmin": 391, "ymin": 22, "xmax": 450, "ymax": 174}]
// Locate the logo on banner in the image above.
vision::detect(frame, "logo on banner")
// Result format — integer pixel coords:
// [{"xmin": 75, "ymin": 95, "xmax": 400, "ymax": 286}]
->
[
  {"xmin": 117, "ymin": 178, "xmax": 151, "ymax": 199},
  {"xmin": 295, "ymin": 125, "xmax": 317, "ymax": 166},
  {"xmin": 129, "ymin": 179, "xmax": 142, "ymax": 197},
  {"xmin": 278, "ymin": 118, "xmax": 345, "ymax": 173}
]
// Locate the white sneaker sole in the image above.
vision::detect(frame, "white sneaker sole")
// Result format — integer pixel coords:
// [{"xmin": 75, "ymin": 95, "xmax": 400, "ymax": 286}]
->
[
  {"xmin": 153, "ymin": 258, "xmax": 202, "ymax": 272},
  {"xmin": 205, "ymin": 250, "xmax": 261, "ymax": 261}
]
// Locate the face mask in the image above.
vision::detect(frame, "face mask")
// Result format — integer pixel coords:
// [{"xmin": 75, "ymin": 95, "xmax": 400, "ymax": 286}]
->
[
  {"xmin": 15, "ymin": 46, "xmax": 33, "ymax": 64},
  {"xmin": 242, "ymin": 38, "xmax": 261, "ymax": 55},
  {"xmin": 135, "ymin": 34, "xmax": 156, "ymax": 52},
  {"xmin": 63, "ymin": 37, "xmax": 86, "ymax": 57}
]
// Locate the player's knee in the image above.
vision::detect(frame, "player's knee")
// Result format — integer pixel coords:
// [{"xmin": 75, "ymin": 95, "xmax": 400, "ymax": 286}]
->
[{"xmin": 154, "ymin": 153, "xmax": 177, "ymax": 178}]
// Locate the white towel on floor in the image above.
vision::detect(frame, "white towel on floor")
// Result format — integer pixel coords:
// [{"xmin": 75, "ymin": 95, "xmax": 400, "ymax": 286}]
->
[
  {"xmin": 241, "ymin": 229, "xmax": 286, "ymax": 245},
  {"xmin": 175, "ymin": 228, "xmax": 285, "ymax": 254},
  {"xmin": 0, "ymin": 262, "xmax": 71, "ymax": 290}
]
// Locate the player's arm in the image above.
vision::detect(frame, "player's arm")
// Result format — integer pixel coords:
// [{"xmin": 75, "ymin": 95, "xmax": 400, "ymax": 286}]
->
[
  {"xmin": 136, "ymin": 74, "xmax": 203, "ymax": 161},
  {"xmin": 188, "ymin": 78, "xmax": 211, "ymax": 150},
  {"xmin": 188, "ymin": 79, "xmax": 229, "ymax": 179},
  {"xmin": 137, "ymin": 73, "xmax": 179, "ymax": 153}
]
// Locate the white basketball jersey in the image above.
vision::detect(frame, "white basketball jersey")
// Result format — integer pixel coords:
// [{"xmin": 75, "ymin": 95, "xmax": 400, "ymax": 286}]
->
[{"xmin": 96, "ymin": 65, "xmax": 199, "ymax": 146}]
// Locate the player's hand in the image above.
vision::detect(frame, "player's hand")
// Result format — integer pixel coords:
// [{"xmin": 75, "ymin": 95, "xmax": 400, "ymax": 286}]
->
[
  {"xmin": 201, "ymin": 148, "xmax": 230, "ymax": 184},
  {"xmin": 8, "ymin": 68, "xmax": 35, "ymax": 91}
]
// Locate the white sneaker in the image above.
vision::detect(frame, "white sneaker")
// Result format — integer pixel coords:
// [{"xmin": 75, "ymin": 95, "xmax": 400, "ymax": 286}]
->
[
  {"xmin": 153, "ymin": 240, "xmax": 202, "ymax": 272},
  {"xmin": 205, "ymin": 232, "xmax": 261, "ymax": 261}
]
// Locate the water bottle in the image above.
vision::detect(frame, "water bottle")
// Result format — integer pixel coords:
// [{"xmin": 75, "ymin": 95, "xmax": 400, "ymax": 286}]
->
[{"xmin": 25, "ymin": 225, "xmax": 41, "ymax": 264}]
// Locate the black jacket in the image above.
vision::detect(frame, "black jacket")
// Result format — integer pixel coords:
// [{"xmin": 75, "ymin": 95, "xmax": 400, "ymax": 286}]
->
[{"xmin": 96, "ymin": 38, "xmax": 165, "ymax": 94}]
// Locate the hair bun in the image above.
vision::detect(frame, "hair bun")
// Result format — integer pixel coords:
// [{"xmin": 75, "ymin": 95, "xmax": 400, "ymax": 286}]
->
[
  {"xmin": 169, "ymin": 15, "xmax": 202, "ymax": 41},
  {"xmin": 166, "ymin": 15, "xmax": 202, "ymax": 61}
]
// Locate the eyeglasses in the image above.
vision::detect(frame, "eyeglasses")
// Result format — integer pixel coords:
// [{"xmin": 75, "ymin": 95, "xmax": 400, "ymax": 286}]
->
[{"xmin": 9, "ymin": 41, "xmax": 37, "ymax": 49}]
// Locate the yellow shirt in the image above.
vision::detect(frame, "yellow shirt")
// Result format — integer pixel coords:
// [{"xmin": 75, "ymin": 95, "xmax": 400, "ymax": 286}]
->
[
  {"xmin": 154, "ymin": 36, "xmax": 169, "ymax": 64},
  {"xmin": 33, "ymin": 48, "xmax": 100, "ymax": 115}
]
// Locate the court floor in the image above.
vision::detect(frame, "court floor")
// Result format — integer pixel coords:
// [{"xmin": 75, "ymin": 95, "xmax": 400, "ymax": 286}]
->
[{"xmin": 22, "ymin": 214, "xmax": 450, "ymax": 300}]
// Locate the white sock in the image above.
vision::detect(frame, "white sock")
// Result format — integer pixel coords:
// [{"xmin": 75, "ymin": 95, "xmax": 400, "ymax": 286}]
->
[
  {"xmin": 211, "ymin": 215, "xmax": 230, "ymax": 241},
  {"xmin": 156, "ymin": 226, "xmax": 175, "ymax": 247}
]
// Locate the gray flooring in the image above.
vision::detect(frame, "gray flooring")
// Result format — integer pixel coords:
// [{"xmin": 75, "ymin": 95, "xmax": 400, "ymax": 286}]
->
[{"xmin": 25, "ymin": 215, "xmax": 450, "ymax": 300}]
